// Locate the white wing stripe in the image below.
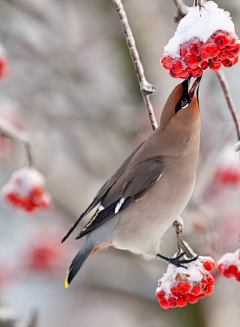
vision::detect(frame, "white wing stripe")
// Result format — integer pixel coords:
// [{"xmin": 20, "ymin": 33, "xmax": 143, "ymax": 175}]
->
[{"xmin": 115, "ymin": 198, "xmax": 125, "ymax": 214}]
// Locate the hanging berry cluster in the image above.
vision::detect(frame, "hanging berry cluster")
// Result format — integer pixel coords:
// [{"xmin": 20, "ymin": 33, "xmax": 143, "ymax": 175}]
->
[
  {"xmin": 1, "ymin": 167, "xmax": 52, "ymax": 213},
  {"xmin": 160, "ymin": 1, "xmax": 239, "ymax": 78},
  {"xmin": 218, "ymin": 249, "xmax": 240, "ymax": 282},
  {"xmin": 155, "ymin": 255, "xmax": 215, "ymax": 309},
  {"xmin": 161, "ymin": 31, "xmax": 239, "ymax": 79}
]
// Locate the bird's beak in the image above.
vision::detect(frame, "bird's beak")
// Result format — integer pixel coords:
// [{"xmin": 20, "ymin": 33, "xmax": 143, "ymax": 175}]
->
[{"xmin": 189, "ymin": 76, "xmax": 202, "ymax": 100}]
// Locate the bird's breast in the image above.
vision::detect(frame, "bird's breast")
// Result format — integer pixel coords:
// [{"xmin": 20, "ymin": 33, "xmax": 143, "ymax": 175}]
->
[{"xmin": 112, "ymin": 153, "xmax": 197, "ymax": 257}]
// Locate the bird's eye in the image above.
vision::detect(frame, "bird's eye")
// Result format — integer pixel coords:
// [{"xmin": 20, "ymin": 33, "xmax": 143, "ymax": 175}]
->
[{"xmin": 181, "ymin": 98, "xmax": 188, "ymax": 108}]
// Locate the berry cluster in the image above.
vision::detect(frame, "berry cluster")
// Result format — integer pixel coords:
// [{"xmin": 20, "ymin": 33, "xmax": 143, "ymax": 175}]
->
[
  {"xmin": 161, "ymin": 30, "xmax": 240, "ymax": 79},
  {"xmin": 1, "ymin": 167, "xmax": 52, "ymax": 213},
  {"xmin": 27, "ymin": 238, "xmax": 63, "ymax": 272},
  {"xmin": 218, "ymin": 249, "xmax": 240, "ymax": 282},
  {"xmin": 155, "ymin": 255, "xmax": 215, "ymax": 309},
  {"xmin": 214, "ymin": 168, "xmax": 240, "ymax": 185}
]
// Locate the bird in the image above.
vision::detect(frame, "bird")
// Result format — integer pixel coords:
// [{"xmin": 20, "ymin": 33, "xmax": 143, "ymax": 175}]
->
[{"xmin": 62, "ymin": 77, "xmax": 202, "ymax": 288}]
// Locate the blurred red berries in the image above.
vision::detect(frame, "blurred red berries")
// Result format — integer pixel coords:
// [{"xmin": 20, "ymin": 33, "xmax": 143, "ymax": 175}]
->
[
  {"xmin": 161, "ymin": 30, "xmax": 240, "ymax": 79},
  {"xmin": 155, "ymin": 255, "xmax": 215, "ymax": 309},
  {"xmin": 218, "ymin": 249, "xmax": 240, "ymax": 282},
  {"xmin": 26, "ymin": 238, "xmax": 63, "ymax": 272},
  {"xmin": 1, "ymin": 167, "xmax": 52, "ymax": 213}
]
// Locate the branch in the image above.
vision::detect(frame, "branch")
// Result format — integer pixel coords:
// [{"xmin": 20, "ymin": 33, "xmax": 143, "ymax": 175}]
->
[
  {"xmin": 173, "ymin": 0, "xmax": 188, "ymax": 22},
  {"xmin": 111, "ymin": 0, "xmax": 158, "ymax": 131},
  {"xmin": 0, "ymin": 117, "xmax": 34, "ymax": 165},
  {"xmin": 216, "ymin": 69, "xmax": 240, "ymax": 151}
]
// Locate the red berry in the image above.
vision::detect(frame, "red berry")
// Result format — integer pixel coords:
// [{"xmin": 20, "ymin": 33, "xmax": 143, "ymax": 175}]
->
[
  {"xmin": 168, "ymin": 297, "xmax": 177, "ymax": 308},
  {"xmin": 171, "ymin": 286, "xmax": 181, "ymax": 297},
  {"xmin": 156, "ymin": 290, "xmax": 165, "ymax": 300},
  {"xmin": 222, "ymin": 59, "xmax": 234, "ymax": 67},
  {"xmin": 177, "ymin": 297, "xmax": 187, "ymax": 307},
  {"xmin": 205, "ymin": 286, "xmax": 213, "ymax": 296},
  {"xmin": 203, "ymin": 260, "xmax": 215, "ymax": 271},
  {"xmin": 179, "ymin": 70, "xmax": 190, "ymax": 79},
  {"xmin": 0, "ymin": 57, "xmax": 8, "ymax": 78},
  {"xmin": 227, "ymin": 43, "xmax": 240, "ymax": 57},
  {"xmin": 228, "ymin": 265, "xmax": 238, "ymax": 275},
  {"xmin": 201, "ymin": 61, "xmax": 209, "ymax": 69},
  {"xmin": 218, "ymin": 263, "xmax": 223, "ymax": 272},
  {"xmin": 169, "ymin": 68, "xmax": 180, "ymax": 78},
  {"xmin": 209, "ymin": 61, "xmax": 221, "ymax": 71},
  {"xmin": 191, "ymin": 66, "xmax": 203, "ymax": 78},
  {"xmin": 214, "ymin": 34, "xmax": 230, "ymax": 49},
  {"xmin": 161, "ymin": 56, "xmax": 172, "ymax": 70},
  {"xmin": 189, "ymin": 38, "xmax": 203, "ymax": 57},
  {"xmin": 171, "ymin": 59, "xmax": 183, "ymax": 73},
  {"xmin": 159, "ymin": 298, "xmax": 169, "ymax": 309},
  {"xmin": 184, "ymin": 54, "xmax": 199, "ymax": 69},
  {"xmin": 235, "ymin": 272, "xmax": 240, "ymax": 282},
  {"xmin": 204, "ymin": 43, "xmax": 220, "ymax": 58},
  {"xmin": 177, "ymin": 282, "xmax": 191, "ymax": 294},
  {"xmin": 191, "ymin": 285, "xmax": 202, "ymax": 296},
  {"xmin": 188, "ymin": 295, "xmax": 199, "ymax": 304},
  {"xmin": 180, "ymin": 44, "xmax": 189, "ymax": 57}
]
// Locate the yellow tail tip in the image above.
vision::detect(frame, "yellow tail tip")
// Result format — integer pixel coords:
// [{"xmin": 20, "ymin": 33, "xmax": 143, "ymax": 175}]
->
[{"xmin": 65, "ymin": 277, "xmax": 69, "ymax": 288}]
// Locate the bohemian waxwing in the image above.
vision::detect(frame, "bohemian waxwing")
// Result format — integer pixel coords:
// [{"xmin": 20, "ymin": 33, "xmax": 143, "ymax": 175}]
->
[{"xmin": 62, "ymin": 77, "xmax": 201, "ymax": 287}]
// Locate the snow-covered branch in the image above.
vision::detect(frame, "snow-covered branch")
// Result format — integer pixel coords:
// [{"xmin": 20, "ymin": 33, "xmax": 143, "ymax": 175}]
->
[
  {"xmin": 216, "ymin": 69, "xmax": 240, "ymax": 149},
  {"xmin": 0, "ymin": 117, "xmax": 33, "ymax": 165},
  {"xmin": 111, "ymin": 0, "xmax": 158, "ymax": 131}
]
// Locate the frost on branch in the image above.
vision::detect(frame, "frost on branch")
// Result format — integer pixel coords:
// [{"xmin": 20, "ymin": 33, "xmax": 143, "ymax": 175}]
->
[
  {"xmin": 160, "ymin": 1, "xmax": 239, "ymax": 78},
  {"xmin": 218, "ymin": 249, "xmax": 240, "ymax": 282},
  {"xmin": 1, "ymin": 167, "xmax": 52, "ymax": 213},
  {"xmin": 155, "ymin": 255, "xmax": 215, "ymax": 309}
]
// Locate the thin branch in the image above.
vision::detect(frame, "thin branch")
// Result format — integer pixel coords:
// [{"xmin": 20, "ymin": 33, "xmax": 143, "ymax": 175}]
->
[
  {"xmin": 111, "ymin": 0, "xmax": 158, "ymax": 131},
  {"xmin": 173, "ymin": 0, "xmax": 188, "ymax": 22},
  {"xmin": 216, "ymin": 69, "xmax": 240, "ymax": 148},
  {"xmin": 0, "ymin": 117, "xmax": 34, "ymax": 165}
]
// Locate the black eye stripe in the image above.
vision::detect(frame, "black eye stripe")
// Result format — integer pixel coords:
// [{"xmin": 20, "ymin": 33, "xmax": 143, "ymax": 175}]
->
[{"xmin": 175, "ymin": 91, "xmax": 190, "ymax": 113}]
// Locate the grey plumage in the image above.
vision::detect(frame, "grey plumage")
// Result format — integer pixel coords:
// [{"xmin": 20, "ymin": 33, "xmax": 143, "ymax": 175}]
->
[{"xmin": 63, "ymin": 78, "xmax": 201, "ymax": 287}]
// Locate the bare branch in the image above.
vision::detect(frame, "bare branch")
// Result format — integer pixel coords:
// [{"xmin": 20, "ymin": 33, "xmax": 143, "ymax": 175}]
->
[
  {"xmin": 0, "ymin": 117, "xmax": 34, "ymax": 165},
  {"xmin": 111, "ymin": 0, "xmax": 158, "ymax": 131},
  {"xmin": 216, "ymin": 69, "xmax": 240, "ymax": 148},
  {"xmin": 173, "ymin": 0, "xmax": 188, "ymax": 22}
]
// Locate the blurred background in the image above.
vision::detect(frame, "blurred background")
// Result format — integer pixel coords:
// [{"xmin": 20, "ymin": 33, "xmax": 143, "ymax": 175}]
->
[{"xmin": 0, "ymin": 0, "xmax": 240, "ymax": 326}]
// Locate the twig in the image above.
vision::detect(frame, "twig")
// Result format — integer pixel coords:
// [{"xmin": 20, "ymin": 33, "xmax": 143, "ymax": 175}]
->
[
  {"xmin": 173, "ymin": 0, "xmax": 188, "ymax": 21},
  {"xmin": 216, "ymin": 70, "xmax": 240, "ymax": 147},
  {"xmin": 111, "ymin": 0, "xmax": 158, "ymax": 131},
  {"xmin": 0, "ymin": 117, "xmax": 34, "ymax": 165}
]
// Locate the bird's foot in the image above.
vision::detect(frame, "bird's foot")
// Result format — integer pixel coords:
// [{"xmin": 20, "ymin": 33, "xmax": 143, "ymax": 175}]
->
[{"xmin": 156, "ymin": 252, "xmax": 199, "ymax": 269}]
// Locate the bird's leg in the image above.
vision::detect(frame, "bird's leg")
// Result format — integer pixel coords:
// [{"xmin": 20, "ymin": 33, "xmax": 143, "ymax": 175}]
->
[
  {"xmin": 173, "ymin": 217, "xmax": 183, "ymax": 255},
  {"xmin": 156, "ymin": 217, "xmax": 199, "ymax": 268}
]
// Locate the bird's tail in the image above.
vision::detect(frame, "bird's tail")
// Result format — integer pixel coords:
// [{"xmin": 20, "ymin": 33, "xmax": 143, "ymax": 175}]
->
[{"xmin": 65, "ymin": 243, "xmax": 94, "ymax": 288}]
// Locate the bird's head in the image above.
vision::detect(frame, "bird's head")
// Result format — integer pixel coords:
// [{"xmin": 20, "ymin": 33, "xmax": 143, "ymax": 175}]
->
[{"xmin": 159, "ymin": 77, "xmax": 201, "ymax": 133}]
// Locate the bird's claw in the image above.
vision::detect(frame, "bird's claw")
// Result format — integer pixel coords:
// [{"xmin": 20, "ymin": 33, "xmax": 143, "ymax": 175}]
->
[{"xmin": 156, "ymin": 252, "xmax": 199, "ymax": 269}]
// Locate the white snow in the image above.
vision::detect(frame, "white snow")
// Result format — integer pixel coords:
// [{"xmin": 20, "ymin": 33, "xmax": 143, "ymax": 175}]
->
[
  {"xmin": 1, "ymin": 167, "xmax": 46, "ymax": 197},
  {"xmin": 164, "ymin": 1, "xmax": 236, "ymax": 55},
  {"xmin": 218, "ymin": 249, "xmax": 240, "ymax": 270},
  {"xmin": 156, "ymin": 254, "xmax": 211, "ymax": 295},
  {"xmin": 216, "ymin": 146, "xmax": 239, "ymax": 169}
]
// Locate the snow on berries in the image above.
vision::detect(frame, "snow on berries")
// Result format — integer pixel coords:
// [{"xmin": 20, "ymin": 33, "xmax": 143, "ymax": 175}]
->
[
  {"xmin": 160, "ymin": 1, "xmax": 239, "ymax": 78},
  {"xmin": 155, "ymin": 255, "xmax": 215, "ymax": 309},
  {"xmin": 1, "ymin": 167, "xmax": 52, "ymax": 213},
  {"xmin": 218, "ymin": 249, "xmax": 240, "ymax": 282},
  {"xmin": 214, "ymin": 147, "xmax": 240, "ymax": 185}
]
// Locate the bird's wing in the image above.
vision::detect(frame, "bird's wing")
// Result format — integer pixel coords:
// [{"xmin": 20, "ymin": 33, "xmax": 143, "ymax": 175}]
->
[
  {"xmin": 61, "ymin": 141, "xmax": 145, "ymax": 242},
  {"xmin": 76, "ymin": 156, "xmax": 163, "ymax": 238}
]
